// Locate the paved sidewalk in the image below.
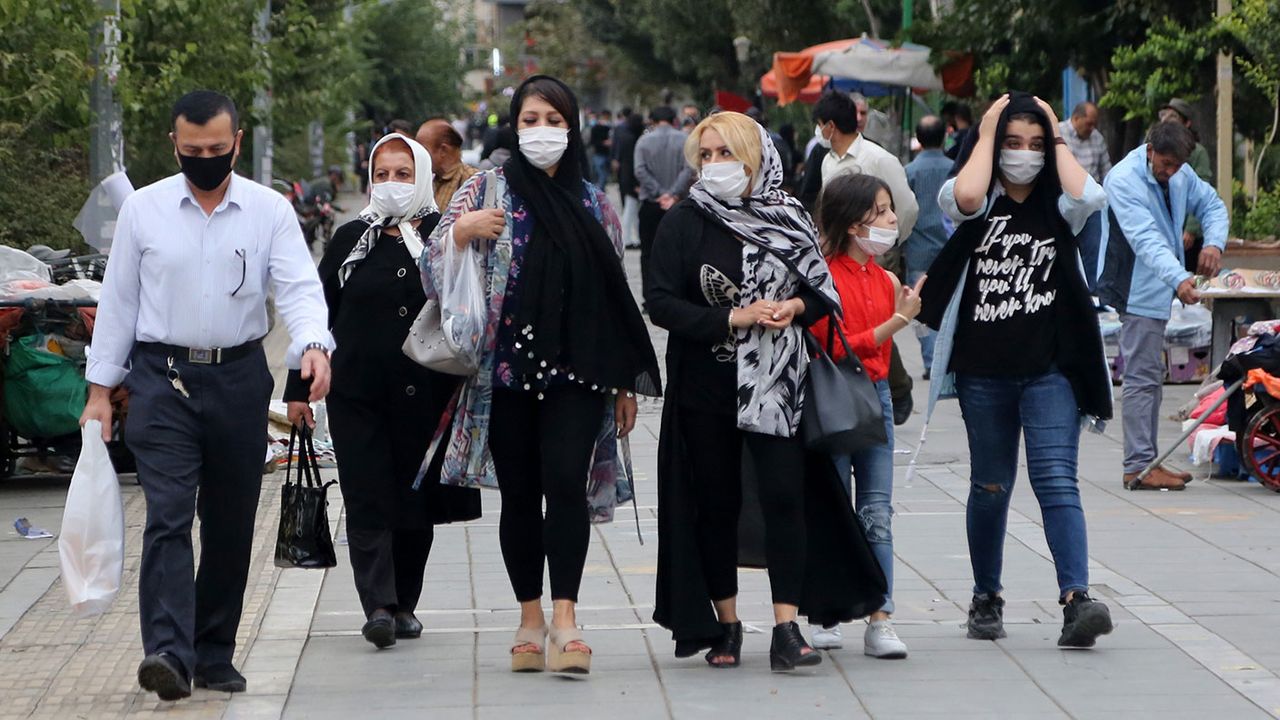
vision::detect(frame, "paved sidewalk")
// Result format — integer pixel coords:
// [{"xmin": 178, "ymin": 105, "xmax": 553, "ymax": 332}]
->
[{"xmin": 4, "ymin": 223, "xmax": 1280, "ymax": 717}]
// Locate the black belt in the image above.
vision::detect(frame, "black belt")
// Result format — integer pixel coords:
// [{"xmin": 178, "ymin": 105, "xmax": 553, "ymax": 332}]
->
[{"xmin": 135, "ymin": 339, "xmax": 263, "ymax": 365}]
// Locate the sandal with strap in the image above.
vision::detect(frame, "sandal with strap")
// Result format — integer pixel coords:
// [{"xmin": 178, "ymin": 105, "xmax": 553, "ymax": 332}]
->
[
  {"xmin": 510, "ymin": 626, "xmax": 547, "ymax": 673},
  {"xmin": 547, "ymin": 626, "xmax": 592, "ymax": 675}
]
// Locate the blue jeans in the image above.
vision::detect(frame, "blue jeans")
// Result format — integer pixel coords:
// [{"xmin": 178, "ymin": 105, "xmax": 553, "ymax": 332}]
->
[
  {"xmin": 592, "ymin": 154, "xmax": 610, "ymax": 187},
  {"xmin": 833, "ymin": 379, "xmax": 895, "ymax": 614},
  {"xmin": 955, "ymin": 370, "xmax": 1089, "ymax": 600},
  {"xmin": 906, "ymin": 270, "xmax": 936, "ymax": 370}
]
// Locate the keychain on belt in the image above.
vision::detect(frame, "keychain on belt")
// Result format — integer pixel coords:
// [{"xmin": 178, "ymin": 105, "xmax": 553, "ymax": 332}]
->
[{"xmin": 166, "ymin": 356, "xmax": 190, "ymax": 398}]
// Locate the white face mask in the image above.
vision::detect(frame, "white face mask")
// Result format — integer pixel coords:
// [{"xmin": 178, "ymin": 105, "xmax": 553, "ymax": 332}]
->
[
  {"xmin": 852, "ymin": 225, "xmax": 898, "ymax": 256},
  {"xmin": 370, "ymin": 181, "xmax": 416, "ymax": 217},
  {"xmin": 700, "ymin": 161, "xmax": 751, "ymax": 200},
  {"xmin": 517, "ymin": 126, "xmax": 569, "ymax": 170},
  {"xmin": 814, "ymin": 123, "xmax": 832, "ymax": 149},
  {"xmin": 999, "ymin": 149, "xmax": 1045, "ymax": 186}
]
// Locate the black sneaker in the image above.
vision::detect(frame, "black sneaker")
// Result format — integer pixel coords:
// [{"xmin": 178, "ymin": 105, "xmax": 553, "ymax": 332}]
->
[
  {"xmin": 966, "ymin": 593, "xmax": 1007, "ymax": 640},
  {"xmin": 1058, "ymin": 591, "xmax": 1114, "ymax": 648}
]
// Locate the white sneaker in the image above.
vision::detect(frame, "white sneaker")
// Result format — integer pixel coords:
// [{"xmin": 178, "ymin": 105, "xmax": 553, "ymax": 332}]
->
[
  {"xmin": 810, "ymin": 624, "xmax": 843, "ymax": 650},
  {"xmin": 864, "ymin": 620, "xmax": 908, "ymax": 659}
]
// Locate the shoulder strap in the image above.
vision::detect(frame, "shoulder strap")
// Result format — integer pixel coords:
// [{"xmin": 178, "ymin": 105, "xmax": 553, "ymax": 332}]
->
[{"xmin": 482, "ymin": 169, "xmax": 499, "ymax": 210}]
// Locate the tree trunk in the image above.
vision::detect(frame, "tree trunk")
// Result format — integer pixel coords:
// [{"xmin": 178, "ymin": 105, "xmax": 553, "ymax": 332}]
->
[{"xmin": 859, "ymin": 0, "xmax": 882, "ymax": 38}]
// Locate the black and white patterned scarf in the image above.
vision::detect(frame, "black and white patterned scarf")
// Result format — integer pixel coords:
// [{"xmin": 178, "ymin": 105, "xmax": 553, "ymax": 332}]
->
[
  {"xmin": 689, "ymin": 121, "xmax": 839, "ymax": 437},
  {"xmin": 339, "ymin": 134, "xmax": 438, "ymax": 287}
]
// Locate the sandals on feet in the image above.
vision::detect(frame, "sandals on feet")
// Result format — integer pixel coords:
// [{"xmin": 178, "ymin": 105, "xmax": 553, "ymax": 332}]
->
[
  {"xmin": 511, "ymin": 626, "xmax": 548, "ymax": 673},
  {"xmin": 547, "ymin": 626, "xmax": 592, "ymax": 675}
]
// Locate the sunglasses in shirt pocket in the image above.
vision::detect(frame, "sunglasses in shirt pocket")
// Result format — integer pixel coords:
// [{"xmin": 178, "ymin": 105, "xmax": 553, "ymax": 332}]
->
[{"xmin": 227, "ymin": 245, "xmax": 264, "ymax": 299}]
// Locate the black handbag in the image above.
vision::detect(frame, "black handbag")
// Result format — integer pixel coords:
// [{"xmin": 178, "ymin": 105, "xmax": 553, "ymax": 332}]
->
[
  {"xmin": 274, "ymin": 425, "xmax": 339, "ymax": 569},
  {"xmin": 800, "ymin": 318, "xmax": 888, "ymax": 455}
]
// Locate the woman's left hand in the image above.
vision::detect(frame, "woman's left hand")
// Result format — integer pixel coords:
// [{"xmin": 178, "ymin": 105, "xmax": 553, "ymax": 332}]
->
[
  {"xmin": 1034, "ymin": 96, "xmax": 1061, "ymax": 133},
  {"xmin": 758, "ymin": 298, "xmax": 804, "ymax": 330},
  {"xmin": 615, "ymin": 393, "xmax": 638, "ymax": 438}
]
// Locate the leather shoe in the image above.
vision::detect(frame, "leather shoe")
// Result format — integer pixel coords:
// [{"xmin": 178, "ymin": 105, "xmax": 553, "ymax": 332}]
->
[
  {"xmin": 394, "ymin": 611, "xmax": 423, "ymax": 639},
  {"xmin": 1160, "ymin": 464, "xmax": 1194, "ymax": 482},
  {"xmin": 892, "ymin": 391, "xmax": 914, "ymax": 426},
  {"xmin": 193, "ymin": 663, "xmax": 247, "ymax": 693},
  {"xmin": 362, "ymin": 608, "xmax": 396, "ymax": 648},
  {"xmin": 137, "ymin": 653, "xmax": 191, "ymax": 701},
  {"xmin": 1125, "ymin": 466, "xmax": 1186, "ymax": 491}
]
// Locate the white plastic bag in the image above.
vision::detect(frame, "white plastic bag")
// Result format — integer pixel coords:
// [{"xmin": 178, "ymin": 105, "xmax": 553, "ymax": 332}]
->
[
  {"xmin": 58, "ymin": 420, "xmax": 124, "ymax": 617},
  {"xmin": 440, "ymin": 237, "xmax": 487, "ymax": 369}
]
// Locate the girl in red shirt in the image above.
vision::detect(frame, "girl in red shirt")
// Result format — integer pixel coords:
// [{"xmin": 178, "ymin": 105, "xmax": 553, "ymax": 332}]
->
[{"xmin": 809, "ymin": 172, "xmax": 924, "ymax": 659}]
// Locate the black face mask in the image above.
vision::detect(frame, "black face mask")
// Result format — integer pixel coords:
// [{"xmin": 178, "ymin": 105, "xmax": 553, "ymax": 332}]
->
[{"xmin": 178, "ymin": 147, "xmax": 236, "ymax": 192}]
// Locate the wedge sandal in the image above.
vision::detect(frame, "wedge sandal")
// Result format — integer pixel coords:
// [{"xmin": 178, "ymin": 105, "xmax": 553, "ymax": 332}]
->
[
  {"xmin": 511, "ymin": 626, "xmax": 548, "ymax": 673},
  {"xmin": 547, "ymin": 626, "xmax": 592, "ymax": 675}
]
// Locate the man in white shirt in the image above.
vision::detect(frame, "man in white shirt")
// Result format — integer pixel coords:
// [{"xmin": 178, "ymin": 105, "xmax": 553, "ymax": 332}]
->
[
  {"xmin": 814, "ymin": 91, "xmax": 920, "ymax": 272},
  {"xmin": 81, "ymin": 91, "xmax": 333, "ymax": 702}
]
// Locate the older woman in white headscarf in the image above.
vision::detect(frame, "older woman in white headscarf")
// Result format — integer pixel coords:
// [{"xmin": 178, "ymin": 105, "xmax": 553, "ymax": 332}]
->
[{"xmin": 284, "ymin": 134, "xmax": 480, "ymax": 650}]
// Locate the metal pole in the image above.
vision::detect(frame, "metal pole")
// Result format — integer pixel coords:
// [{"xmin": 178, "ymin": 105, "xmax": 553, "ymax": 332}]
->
[
  {"xmin": 89, "ymin": 0, "xmax": 124, "ymax": 185},
  {"xmin": 1216, "ymin": 0, "xmax": 1233, "ymax": 219},
  {"xmin": 252, "ymin": 0, "xmax": 272, "ymax": 186},
  {"xmin": 1134, "ymin": 377, "xmax": 1245, "ymax": 487}
]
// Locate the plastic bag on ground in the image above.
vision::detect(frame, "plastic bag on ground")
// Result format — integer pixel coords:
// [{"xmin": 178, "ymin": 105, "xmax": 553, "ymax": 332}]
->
[
  {"xmin": 440, "ymin": 237, "xmax": 486, "ymax": 369},
  {"xmin": 58, "ymin": 420, "xmax": 124, "ymax": 617}
]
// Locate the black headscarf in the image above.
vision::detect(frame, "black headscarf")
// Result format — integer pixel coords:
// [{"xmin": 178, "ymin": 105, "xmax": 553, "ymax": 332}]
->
[{"xmin": 502, "ymin": 75, "xmax": 662, "ymax": 397}]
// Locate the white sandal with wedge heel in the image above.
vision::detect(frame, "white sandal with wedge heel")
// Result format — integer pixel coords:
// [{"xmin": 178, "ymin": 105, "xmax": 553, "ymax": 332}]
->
[
  {"xmin": 510, "ymin": 626, "xmax": 548, "ymax": 673},
  {"xmin": 547, "ymin": 626, "xmax": 592, "ymax": 675}
]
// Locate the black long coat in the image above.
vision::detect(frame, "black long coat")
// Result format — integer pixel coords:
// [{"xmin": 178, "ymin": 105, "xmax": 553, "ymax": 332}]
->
[
  {"xmin": 285, "ymin": 217, "xmax": 480, "ymax": 531},
  {"xmin": 646, "ymin": 206, "xmax": 888, "ymax": 652}
]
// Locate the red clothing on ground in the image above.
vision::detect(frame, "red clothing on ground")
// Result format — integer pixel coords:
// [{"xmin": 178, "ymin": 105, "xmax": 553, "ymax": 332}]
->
[{"xmin": 810, "ymin": 253, "xmax": 894, "ymax": 382}]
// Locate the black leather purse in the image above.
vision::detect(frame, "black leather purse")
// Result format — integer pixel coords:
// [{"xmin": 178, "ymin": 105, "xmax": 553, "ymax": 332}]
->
[
  {"xmin": 800, "ymin": 318, "xmax": 888, "ymax": 454},
  {"xmin": 274, "ymin": 425, "xmax": 339, "ymax": 569}
]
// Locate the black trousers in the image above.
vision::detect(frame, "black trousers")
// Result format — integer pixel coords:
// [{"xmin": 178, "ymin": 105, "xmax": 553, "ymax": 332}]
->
[
  {"xmin": 639, "ymin": 200, "xmax": 667, "ymax": 303},
  {"xmin": 125, "ymin": 345, "xmax": 273, "ymax": 676},
  {"xmin": 327, "ymin": 381, "xmax": 450, "ymax": 619},
  {"xmin": 680, "ymin": 406, "xmax": 807, "ymax": 606},
  {"xmin": 345, "ymin": 527, "xmax": 431, "ymax": 618},
  {"xmin": 489, "ymin": 385, "xmax": 602, "ymax": 603}
]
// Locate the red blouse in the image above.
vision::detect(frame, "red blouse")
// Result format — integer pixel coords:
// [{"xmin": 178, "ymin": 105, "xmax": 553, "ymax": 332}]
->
[{"xmin": 810, "ymin": 253, "xmax": 894, "ymax": 382}]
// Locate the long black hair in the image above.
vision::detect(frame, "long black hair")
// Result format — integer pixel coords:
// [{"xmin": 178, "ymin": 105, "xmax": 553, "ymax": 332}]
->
[
  {"xmin": 508, "ymin": 75, "xmax": 588, "ymax": 192},
  {"xmin": 817, "ymin": 173, "xmax": 893, "ymax": 257},
  {"xmin": 948, "ymin": 91, "xmax": 1062, "ymax": 221}
]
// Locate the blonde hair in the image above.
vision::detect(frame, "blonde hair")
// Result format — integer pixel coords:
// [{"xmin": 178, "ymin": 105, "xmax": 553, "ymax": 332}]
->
[{"xmin": 683, "ymin": 111, "xmax": 763, "ymax": 176}]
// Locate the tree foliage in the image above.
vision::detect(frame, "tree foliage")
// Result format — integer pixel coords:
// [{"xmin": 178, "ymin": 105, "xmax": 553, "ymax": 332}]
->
[
  {"xmin": 1099, "ymin": 18, "xmax": 1218, "ymax": 121},
  {"xmin": 354, "ymin": 0, "xmax": 462, "ymax": 128}
]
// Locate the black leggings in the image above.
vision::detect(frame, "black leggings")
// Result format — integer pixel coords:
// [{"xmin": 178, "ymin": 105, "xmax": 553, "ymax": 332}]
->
[
  {"xmin": 489, "ymin": 385, "xmax": 603, "ymax": 603},
  {"xmin": 680, "ymin": 406, "xmax": 807, "ymax": 606}
]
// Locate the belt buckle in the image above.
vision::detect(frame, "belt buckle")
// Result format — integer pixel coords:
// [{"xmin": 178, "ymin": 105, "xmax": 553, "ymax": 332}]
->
[{"xmin": 188, "ymin": 348, "xmax": 218, "ymax": 364}]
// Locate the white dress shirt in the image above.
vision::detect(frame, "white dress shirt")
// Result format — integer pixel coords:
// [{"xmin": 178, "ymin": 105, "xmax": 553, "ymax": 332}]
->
[
  {"xmin": 821, "ymin": 133, "xmax": 920, "ymax": 241},
  {"xmin": 86, "ymin": 173, "xmax": 334, "ymax": 388}
]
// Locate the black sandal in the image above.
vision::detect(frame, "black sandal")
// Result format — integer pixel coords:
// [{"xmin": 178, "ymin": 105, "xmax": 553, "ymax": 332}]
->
[
  {"xmin": 770, "ymin": 621, "xmax": 822, "ymax": 672},
  {"xmin": 704, "ymin": 621, "xmax": 743, "ymax": 669}
]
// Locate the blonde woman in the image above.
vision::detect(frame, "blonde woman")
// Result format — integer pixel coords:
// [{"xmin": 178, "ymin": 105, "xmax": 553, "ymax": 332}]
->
[{"xmin": 647, "ymin": 112, "xmax": 887, "ymax": 672}]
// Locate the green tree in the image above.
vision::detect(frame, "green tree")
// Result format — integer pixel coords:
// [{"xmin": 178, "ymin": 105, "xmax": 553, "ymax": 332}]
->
[
  {"xmin": 1221, "ymin": 0, "xmax": 1280, "ymax": 206},
  {"xmin": 354, "ymin": 0, "xmax": 462, "ymax": 128},
  {"xmin": 1099, "ymin": 18, "xmax": 1218, "ymax": 122},
  {"xmin": 0, "ymin": 0, "xmax": 98, "ymax": 250}
]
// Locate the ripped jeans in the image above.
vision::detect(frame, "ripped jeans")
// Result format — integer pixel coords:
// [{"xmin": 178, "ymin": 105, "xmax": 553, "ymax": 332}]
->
[
  {"xmin": 833, "ymin": 379, "xmax": 895, "ymax": 614},
  {"xmin": 955, "ymin": 370, "xmax": 1089, "ymax": 600}
]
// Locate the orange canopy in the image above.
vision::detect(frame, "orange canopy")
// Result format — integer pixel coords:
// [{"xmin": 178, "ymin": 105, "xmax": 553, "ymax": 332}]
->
[
  {"xmin": 759, "ymin": 70, "xmax": 826, "ymax": 104},
  {"xmin": 771, "ymin": 38, "xmax": 860, "ymax": 106}
]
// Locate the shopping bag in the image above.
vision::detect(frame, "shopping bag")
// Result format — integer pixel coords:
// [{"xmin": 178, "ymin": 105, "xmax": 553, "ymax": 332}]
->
[
  {"xmin": 439, "ymin": 231, "xmax": 487, "ymax": 371},
  {"xmin": 274, "ymin": 425, "xmax": 338, "ymax": 569},
  {"xmin": 58, "ymin": 420, "xmax": 124, "ymax": 616}
]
